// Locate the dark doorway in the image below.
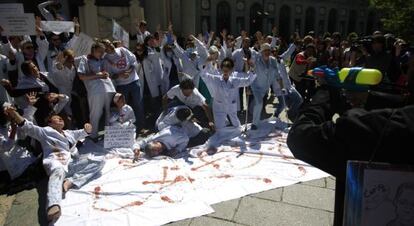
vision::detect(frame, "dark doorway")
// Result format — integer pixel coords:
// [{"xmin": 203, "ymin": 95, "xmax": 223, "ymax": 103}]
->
[
  {"xmin": 305, "ymin": 7, "xmax": 316, "ymax": 33},
  {"xmin": 348, "ymin": 10, "xmax": 357, "ymax": 33},
  {"xmin": 249, "ymin": 3, "xmax": 263, "ymax": 34},
  {"xmin": 216, "ymin": 1, "xmax": 231, "ymax": 33},
  {"xmin": 279, "ymin": 5, "xmax": 291, "ymax": 39},
  {"xmin": 328, "ymin": 9, "xmax": 338, "ymax": 33}
]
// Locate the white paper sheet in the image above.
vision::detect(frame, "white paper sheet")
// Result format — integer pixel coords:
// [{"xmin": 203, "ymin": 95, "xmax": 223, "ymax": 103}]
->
[{"xmin": 56, "ymin": 122, "xmax": 329, "ymax": 226}]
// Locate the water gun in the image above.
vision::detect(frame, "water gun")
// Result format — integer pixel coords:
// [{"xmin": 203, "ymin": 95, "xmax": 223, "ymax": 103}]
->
[{"xmin": 307, "ymin": 66, "xmax": 383, "ymax": 91}]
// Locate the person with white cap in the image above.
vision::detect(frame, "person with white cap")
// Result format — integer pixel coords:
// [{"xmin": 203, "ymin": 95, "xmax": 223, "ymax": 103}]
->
[
  {"xmin": 250, "ymin": 43, "xmax": 281, "ymax": 130},
  {"xmin": 156, "ymin": 105, "xmax": 202, "ymax": 138},
  {"xmin": 109, "ymin": 93, "xmax": 136, "ymax": 127}
]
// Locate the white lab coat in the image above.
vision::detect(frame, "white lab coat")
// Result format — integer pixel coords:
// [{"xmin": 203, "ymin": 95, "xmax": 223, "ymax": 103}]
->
[
  {"xmin": 0, "ymin": 54, "xmax": 11, "ymax": 103},
  {"xmin": 20, "ymin": 120, "xmax": 89, "ymax": 173},
  {"xmin": 172, "ymin": 37, "xmax": 208, "ymax": 88},
  {"xmin": 160, "ymin": 49, "xmax": 183, "ymax": 93},
  {"xmin": 156, "ymin": 106, "xmax": 202, "ymax": 138},
  {"xmin": 0, "ymin": 105, "xmax": 37, "ymax": 179},
  {"xmin": 200, "ymin": 68, "xmax": 257, "ymax": 130},
  {"xmin": 137, "ymin": 125, "xmax": 189, "ymax": 155},
  {"xmin": 109, "ymin": 104, "xmax": 136, "ymax": 126},
  {"xmin": 145, "ymin": 47, "xmax": 163, "ymax": 97}
]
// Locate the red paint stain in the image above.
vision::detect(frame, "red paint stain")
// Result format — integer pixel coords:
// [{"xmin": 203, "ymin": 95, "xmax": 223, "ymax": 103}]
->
[
  {"xmin": 161, "ymin": 196, "xmax": 174, "ymax": 203},
  {"xmin": 92, "ymin": 186, "xmax": 144, "ymax": 212},
  {"xmin": 213, "ymin": 174, "xmax": 233, "ymax": 179},
  {"xmin": 187, "ymin": 177, "xmax": 195, "ymax": 183},
  {"xmin": 191, "ymin": 156, "xmax": 227, "ymax": 171},
  {"xmin": 263, "ymin": 178, "xmax": 272, "ymax": 183},
  {"xmin": 298, "ymin": 166, "xmax": 307, "ymax": 175}
]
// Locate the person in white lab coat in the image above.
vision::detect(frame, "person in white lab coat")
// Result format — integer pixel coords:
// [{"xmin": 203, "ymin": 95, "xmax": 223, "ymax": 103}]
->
[
  {"xmin": 135, "ymin": 43, "xmax": 162, "ymax": 123},
  {"xmin": 77, "ymin": 42, "xmax": 116, "ymax": 138},
  {"xmin": 109, "ymin": 93, "xmax": 136, "ymax": 127},
  {"xmin": 49, "ymin": 50, "xmax": 76, "ymax": 116},
  {"xmin": 163, "ymin": 79, "xmax": 214, "ymax": 129},
  {"xmin": 6, "ymin": 107, "xmax": 103, "ymax": 224},
  {"xmin": 156, "ymin": 105, "xmax": 202, "ymax": 138},
  {"xmin": 200, "ymin": 58, "xmax": 256, "ymax": 151},
  {"xmin": 133, "ymin": 20, "xmax": 151, "ymax": 44},
  {"xmin": 134, "ymin": 125, "xmax": 190, "ymax": 158}
]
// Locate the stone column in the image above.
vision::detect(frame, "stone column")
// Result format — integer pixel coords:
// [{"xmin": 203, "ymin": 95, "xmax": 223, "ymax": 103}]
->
[
  {"xmin": 181, "ymin": 0, "xmax": 196, "ymax": 35},
  {"xmin": 129, "ymin": 0, "xmax": 145, "ymax": 32},
  {"xmin": 78, "ymin": 0, "xmax": 99, "ymax": 37}
]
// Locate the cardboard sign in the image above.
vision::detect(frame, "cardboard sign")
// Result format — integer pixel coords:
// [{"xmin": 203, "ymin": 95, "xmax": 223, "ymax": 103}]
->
[
  {"xmin": 344, "ymin": 161, "xmax": 414, "ymax": 226},
  {"xmin": 104, "ymin": 125, "xmax": 136, "ymax": 149},
  {"xmin": 0, "ymin": 13, "xmax": 35, "ymax": 36},
  {"xmin": 41, "ymin": 21, "xmax": 74, "ymax": 34},
  {"xmin": 70, "ymin": 32, "xmax": 94, "ymax": 57},
  {"xmin": 112, "ymin": 20, "xmax": 129, "ymax": 48},
  {"xmin": 0, "ymin": 3, "xmax": 24, "ymax": 14}
]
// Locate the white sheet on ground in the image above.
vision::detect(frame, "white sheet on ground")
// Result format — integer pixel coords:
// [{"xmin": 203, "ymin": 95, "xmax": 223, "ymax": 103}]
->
[{"xmin": 55, "ymin": 121, "xmax": 329, "ymax": 226}]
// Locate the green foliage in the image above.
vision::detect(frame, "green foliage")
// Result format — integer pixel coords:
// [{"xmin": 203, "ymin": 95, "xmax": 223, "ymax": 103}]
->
[{"xmin": 371, "ymin": 0, "xmax": 414, "ymax": 41}]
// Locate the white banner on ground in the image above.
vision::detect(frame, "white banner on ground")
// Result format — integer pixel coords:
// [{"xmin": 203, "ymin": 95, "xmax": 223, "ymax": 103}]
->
[
  {"xmin": 112, "ymin": 20, "xmax": 129, "ymax": 48},
  {"xmin": 0, "ymin": 13, "xmax": 35, "ymax": 36},
  {"xmin": 70, "ymin": 32, "xmax": 94, "ymax": 57},
  {"xmin": 56, "ymin": 121, "xmax": 329, "ymax": 226},
  {"xmin": 41, "ymin": 21, "xmax": 74, "ymax": 34},
  {"xmin": 104, "ymin": 125, "xmax": 136, "ymax": 149},
  {"xmin": 0, "ymin": 3, "xmax": 24, "ymax": 14}
]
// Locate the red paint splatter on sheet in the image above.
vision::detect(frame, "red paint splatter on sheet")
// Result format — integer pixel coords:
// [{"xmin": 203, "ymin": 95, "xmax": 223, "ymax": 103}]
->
[
  {"xmin": 212, "ymin": 174, "xmax": 233, "ymax": 179},
  {"xmin": 191, "ymin": 156, "xmax": 227, "ymax": 171},
  {"xmin": 92, "ymin": 186, "xmax": 144, "ymax": 212},
  {"xmin": 263, "ymin": 178, "xmax": 272, "ymax": 183},
  {"xmin": 161, "ymin": 196, "xmax": 174, "ymax": 203}
]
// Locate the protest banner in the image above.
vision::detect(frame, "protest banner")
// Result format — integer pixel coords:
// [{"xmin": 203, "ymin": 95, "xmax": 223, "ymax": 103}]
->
[
  {"xmin": 41, "ymin": 21, "xmax": 74, "ymax": 34},
  {"xmin": 112, "ymin": 20, "xmax": 130, "ymax": 48},
  {"xmin": 104, "ymin": 125, "xmax": 136, "ymax": 149},
  {"xmin": 70, "ymin": 32, "xmax": 94, "ymax": 57},
  {"xmin": 0, "ymin": 13, "xmax": 35, "ymax": 36}
]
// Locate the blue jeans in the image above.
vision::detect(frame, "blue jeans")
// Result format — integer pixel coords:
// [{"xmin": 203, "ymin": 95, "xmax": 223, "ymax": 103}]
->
[
  {"xmin": 116, "ymin": 80, "xmax": 144, "ymax": 130},
  {"xmin": 275, "ymin": 88, "xmax": 303, "ymax": 121}
]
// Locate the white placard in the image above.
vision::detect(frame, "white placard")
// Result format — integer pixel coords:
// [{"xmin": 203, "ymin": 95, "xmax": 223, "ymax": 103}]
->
[
  {"xmin": 112, "ymin": 20, "xmax": 129, "ymax": 48},
  {"xmin": 41, "ymin": 21, "xmax": 74, "ymax": 34},
  {"xmin": 0, "ymin": 13, "xmax": 35, "ymax": 36},
  {"xmin": 70, "ymin": 32, "xmax": 94, "ymax": 57},
  {"xmin": 104, "ymin": 125, "xmax": 136, "ymax": 149},
  {"xmin": 0, "ymin": 3, "xmax": 24, "ymax": 14}
]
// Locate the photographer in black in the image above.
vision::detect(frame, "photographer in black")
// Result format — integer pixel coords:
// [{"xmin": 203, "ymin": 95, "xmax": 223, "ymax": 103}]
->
[{"xmin": 287, "ymin": 52, "xmax": 414, "ymax": 225}]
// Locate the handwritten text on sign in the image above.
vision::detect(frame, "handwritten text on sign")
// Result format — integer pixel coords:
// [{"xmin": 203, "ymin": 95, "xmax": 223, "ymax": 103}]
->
[{"xmin": 104, "ymin": 125, "xmax": 136, "ymax": 149}]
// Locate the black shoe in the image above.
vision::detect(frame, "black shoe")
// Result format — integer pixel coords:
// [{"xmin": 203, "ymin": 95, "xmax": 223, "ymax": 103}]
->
[{"xmin": 251, "ymin": 124, "xmax": 258, "ymax": 130}]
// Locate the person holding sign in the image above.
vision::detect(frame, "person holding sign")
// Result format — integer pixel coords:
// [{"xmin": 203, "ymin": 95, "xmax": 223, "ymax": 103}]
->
[
  {"xmin": 102, "ymin": 39, "xmax": 144, "ymax": 132},
  {"xmin": 5, "ymin": 107, "xmax": 103, "ymax": 224},
  {"xmin": 77, "ymin": 42, "xmax": 116, "ymax": 139}
]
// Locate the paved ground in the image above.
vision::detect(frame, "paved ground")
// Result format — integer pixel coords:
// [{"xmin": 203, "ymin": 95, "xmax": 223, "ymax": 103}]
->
[{"xmin": 0, "ymin": 95, "xmax": 336, "ymax": 226}]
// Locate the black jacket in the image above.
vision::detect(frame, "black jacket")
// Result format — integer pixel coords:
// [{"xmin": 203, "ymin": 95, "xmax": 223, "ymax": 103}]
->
[{"xmin": 287, "ymin": 88, "xmax": 414, "ymax": 181}]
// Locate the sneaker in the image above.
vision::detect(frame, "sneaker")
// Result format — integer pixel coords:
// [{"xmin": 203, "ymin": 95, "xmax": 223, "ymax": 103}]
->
[{"xmin": 47, "ymin": 205, "xmax": 61, "ymax": 223}]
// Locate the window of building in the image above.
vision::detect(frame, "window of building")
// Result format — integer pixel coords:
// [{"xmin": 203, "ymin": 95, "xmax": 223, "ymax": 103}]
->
[{"xmin": 216, "ymin": 1, "xmax": 231, "ymax": 32}]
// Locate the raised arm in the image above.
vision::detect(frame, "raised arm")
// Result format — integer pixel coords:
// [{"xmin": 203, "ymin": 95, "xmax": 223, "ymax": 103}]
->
[
  {"xmin": 232, "ymin": 71, "xmax": 257, "ymax": 88},
  {"xmin": 37, "ymin": 1, "xmax": 56, "ymax": 21}
]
